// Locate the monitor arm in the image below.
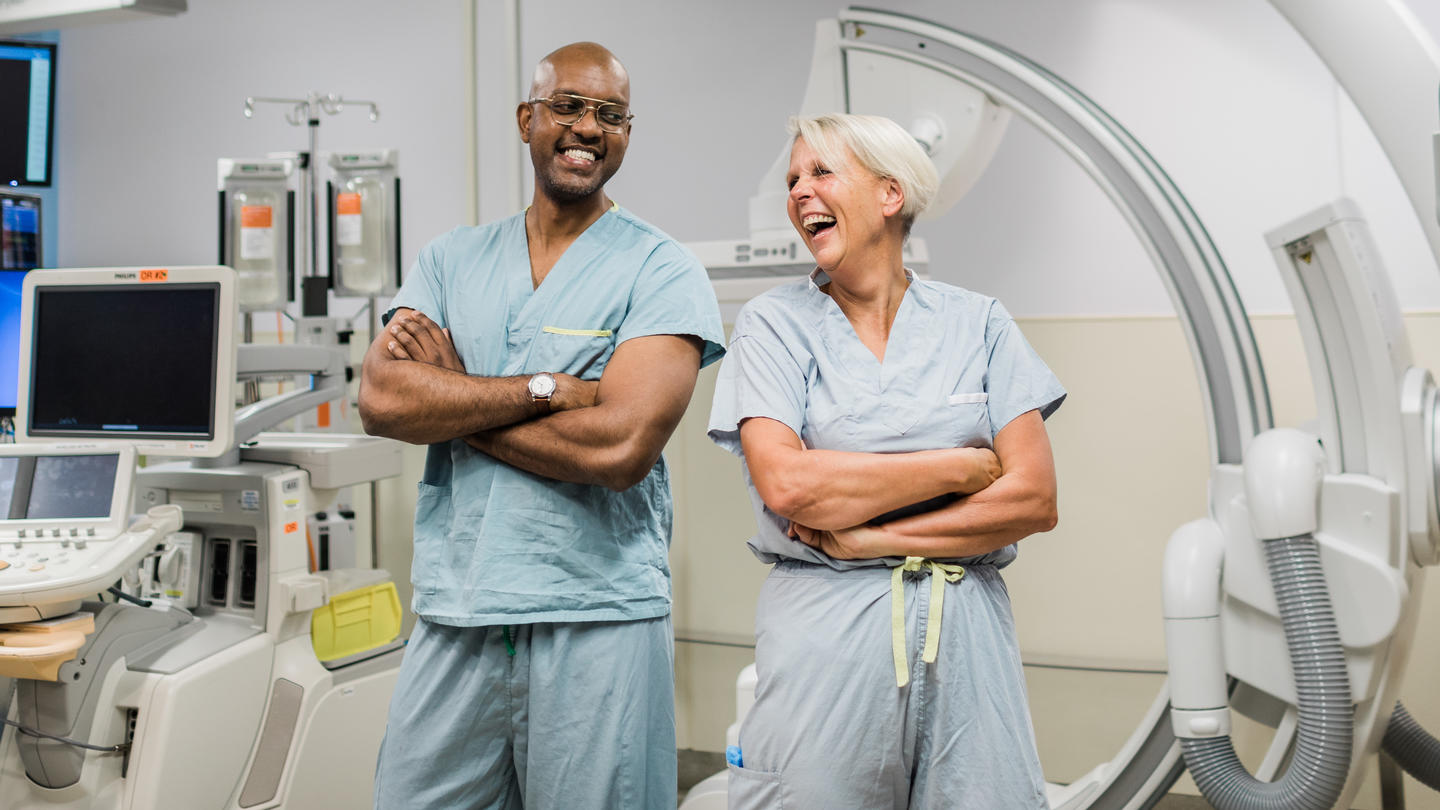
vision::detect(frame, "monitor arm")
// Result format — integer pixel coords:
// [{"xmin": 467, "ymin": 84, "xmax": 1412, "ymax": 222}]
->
[{"xmin": 196, "ymin": 343, "xmax": 348, "ymax": 467}]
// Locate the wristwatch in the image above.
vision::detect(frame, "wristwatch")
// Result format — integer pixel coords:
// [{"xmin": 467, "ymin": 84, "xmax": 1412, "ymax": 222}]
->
[{"xmin": 527, "ymin": 372, "xmax": 557, "ymax": 410}]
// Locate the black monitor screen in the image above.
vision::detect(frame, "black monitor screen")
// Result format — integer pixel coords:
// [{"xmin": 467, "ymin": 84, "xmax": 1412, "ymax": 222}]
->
[
  {"xmin": 1, "ymin": 193, "xmax": 39, "ymax": 270},
  {"xmin": 26, "ymin": 454, "xmax": 116, "ymax": 519},
  {"xmin": 0, "ymin": 42, "xmax": 55, "ymax": 187},
  {"xmin": 27, "ymin": 284, "xmax": 219, "ymax": 439}
]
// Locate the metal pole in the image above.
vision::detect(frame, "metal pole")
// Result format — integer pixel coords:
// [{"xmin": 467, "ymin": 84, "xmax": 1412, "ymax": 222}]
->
[{"xmin": 369, "ymin": 297, "xmax": 381, "ymax": 569}]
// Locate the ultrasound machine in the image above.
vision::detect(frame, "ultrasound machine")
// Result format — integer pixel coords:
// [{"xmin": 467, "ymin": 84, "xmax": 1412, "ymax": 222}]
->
[{"xmin": 0, "ymin": 265, "xmax": 403, "ymax": 809}]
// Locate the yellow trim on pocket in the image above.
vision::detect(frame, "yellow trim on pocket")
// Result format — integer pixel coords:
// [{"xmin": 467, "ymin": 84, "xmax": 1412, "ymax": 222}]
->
[{"xmin": 542, "ymin": 326, "xmax": 613, "ymax": 337}]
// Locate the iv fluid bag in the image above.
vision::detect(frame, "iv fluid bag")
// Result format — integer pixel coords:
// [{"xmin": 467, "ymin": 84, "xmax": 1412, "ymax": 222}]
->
[
  {"xmin": 233, "ymin": 190, "xmax": 286, "ymax": 308},
  {"xmin": 218, "ymin": 157, "xmax": 296, "ymax": 312},
  {"xmin": 327, "ymin": 149, "xmax": 400, "ymax": 298},
  {"xmin": 333, "ymin": 176, "xmax": 387, "ymax": 295}
]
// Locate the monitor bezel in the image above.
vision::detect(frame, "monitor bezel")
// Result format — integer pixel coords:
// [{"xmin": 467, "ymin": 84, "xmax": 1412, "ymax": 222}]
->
[
  {"xmin": 0, "ymin": 442, "xmax": 135, "ymax": 538},
  {"xmin": 15, "ymin": 266, "xmax": 237, "ymax": 458},
  {"xmin": 0, "ymin": 40, "xmax": 57, "ymax": 188}
]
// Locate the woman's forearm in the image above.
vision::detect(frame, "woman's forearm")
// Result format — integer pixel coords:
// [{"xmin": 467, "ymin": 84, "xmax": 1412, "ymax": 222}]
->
[
  {"xmin": 751, "ymin": 443, "xmax": 999, "ymax": 530},
  {"xmin": 865, "ymin": 468, "xmax": 1058, "ymax": 558}
]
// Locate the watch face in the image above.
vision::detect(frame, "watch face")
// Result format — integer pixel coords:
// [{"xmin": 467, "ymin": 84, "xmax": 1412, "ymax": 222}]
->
[{"xmin": 529, "ymin": 373, "xmax": 556, "ymax": 398}]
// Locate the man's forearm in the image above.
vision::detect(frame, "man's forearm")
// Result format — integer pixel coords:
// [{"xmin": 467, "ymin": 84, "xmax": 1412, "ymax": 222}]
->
[
  {"xmin": 466, "ymin": 401, "xmax": 661, "ymax": 491},
  {"xmin": 359, "ymin": 359, "xmax": 540, "ymax": 445}
]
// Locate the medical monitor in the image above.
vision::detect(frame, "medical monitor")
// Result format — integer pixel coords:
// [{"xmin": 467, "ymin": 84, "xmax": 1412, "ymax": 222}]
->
[
  {"xmin": 16, "ymin": 266, "xmax": 237, "ymax": 457},
  {"xmin": 0, "ymin": 41, "xmax": 56, "ymax": 187},
  {"xmin": 0, "ymin": 444, "xmax": 133, "ymax": 532},
  {"xmin": 1, "ymin": 191, "xmax": 40, "ymax": 270}
]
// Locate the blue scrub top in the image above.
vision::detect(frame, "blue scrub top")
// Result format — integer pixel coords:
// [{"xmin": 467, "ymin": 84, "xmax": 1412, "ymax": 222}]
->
[
  {"xmin": 389, "ymin": 207, "xmax": 725, "ymax": 625},
  {"xmin": 707, "ymin": 269, "xmax": 1065, "ymax": 570}
]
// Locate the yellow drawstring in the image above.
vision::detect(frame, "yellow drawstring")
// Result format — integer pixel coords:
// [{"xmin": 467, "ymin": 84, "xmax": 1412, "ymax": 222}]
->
[{"xmin": 890, "ymin": 557, "xmax": 966, "ymax": 688}]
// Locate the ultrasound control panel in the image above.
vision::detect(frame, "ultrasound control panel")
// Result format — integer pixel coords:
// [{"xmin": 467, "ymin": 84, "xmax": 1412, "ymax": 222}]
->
[{"xmin": 0, "ymin": 443, "xmax": 181, "ymax": 617}]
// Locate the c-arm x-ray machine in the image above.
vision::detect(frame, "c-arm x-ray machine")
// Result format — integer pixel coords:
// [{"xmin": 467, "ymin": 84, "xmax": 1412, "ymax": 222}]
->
[
  {"xmin": 684, "ymin": 3, "xmax": 1440, "ymax": 809},
  {"xmin": 0, "ymin": 265, "xmax": 404, "ymax": 809}
]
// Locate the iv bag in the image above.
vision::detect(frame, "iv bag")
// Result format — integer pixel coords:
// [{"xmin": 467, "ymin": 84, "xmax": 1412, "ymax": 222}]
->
[
  {"xmin": 218, "ymin": 158, "xmax": 296, "ymax": 312},
  {"xmin": 327, "ymin": 149, "xmax": 400, "ymax": 298}
]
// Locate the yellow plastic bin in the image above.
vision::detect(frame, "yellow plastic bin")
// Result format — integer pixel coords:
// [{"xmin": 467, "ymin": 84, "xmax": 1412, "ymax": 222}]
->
[{"xmin": 311, "ymin": 569, "xmax": 402, "ymax": 664}]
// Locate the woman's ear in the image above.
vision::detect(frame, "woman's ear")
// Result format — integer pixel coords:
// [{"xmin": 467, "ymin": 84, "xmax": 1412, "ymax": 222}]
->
[{"xmin": 881, "ymin": 177, "xmax": 905, "ymax": 219}]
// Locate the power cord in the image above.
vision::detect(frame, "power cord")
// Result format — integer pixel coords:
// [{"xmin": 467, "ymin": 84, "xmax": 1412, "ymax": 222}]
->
[{"xmin": 0, "ymin": 716, "xmax": 128, "ymax": 753}]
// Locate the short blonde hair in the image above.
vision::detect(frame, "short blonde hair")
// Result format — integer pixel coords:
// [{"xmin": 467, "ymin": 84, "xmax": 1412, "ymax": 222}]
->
[{"xmin": 787, "ymin": 113, "xmax": 939, "ymax": 232}]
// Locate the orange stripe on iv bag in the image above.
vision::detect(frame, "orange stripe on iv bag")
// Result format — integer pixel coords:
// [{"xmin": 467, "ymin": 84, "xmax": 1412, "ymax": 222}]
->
[{"xmin": 241, "ymin": 205, "xmax": 273, "ymax": 228}]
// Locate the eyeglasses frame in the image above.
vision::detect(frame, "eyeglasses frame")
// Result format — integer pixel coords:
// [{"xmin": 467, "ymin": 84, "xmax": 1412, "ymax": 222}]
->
[{"xmin": 527, "ymin": 93, "xmax": 635, "ymax": 133}]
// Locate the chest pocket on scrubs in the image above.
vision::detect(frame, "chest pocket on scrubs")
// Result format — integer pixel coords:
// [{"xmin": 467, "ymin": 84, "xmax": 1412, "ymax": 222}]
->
[
  {"xmin": 535, "ymin": 326, "xmax": 615, "ymax": 378},
  {"xmin": 946, "ymin": 391, "xmax": 991, "ymax": 448}
]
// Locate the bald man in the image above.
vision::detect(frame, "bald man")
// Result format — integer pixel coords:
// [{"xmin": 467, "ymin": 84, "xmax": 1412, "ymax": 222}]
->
[{"xmin": 361, "ymin": 42, "xmax": 724, "ymax": 809}]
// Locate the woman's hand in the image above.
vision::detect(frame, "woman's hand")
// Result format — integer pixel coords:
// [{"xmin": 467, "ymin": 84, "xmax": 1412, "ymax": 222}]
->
[
  {"xmin": 788, "ymin": 520, "xmax": 885, "ymax": 560},
  {"xmin": 953, "ymin": 446, "xmax": 1002, "ymax": 494}
]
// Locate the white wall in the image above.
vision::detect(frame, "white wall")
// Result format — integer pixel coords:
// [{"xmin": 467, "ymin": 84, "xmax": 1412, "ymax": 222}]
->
[{"xmin": 54, "ymin": 0, "xmax": 470, "ymax": 306}]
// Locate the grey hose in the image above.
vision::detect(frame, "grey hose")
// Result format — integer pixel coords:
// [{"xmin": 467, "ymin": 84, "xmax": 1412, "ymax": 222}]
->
[
  {"xmin": 1181, "ymin": 534, "xmax": 1353, "ymax": 810},
  {"xmin": 1383, "ymin": 701, "xmax": 1440, "ymax": 791}
]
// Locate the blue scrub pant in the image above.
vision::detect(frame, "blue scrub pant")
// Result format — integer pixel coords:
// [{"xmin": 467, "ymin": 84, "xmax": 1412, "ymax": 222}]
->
[
  {"xmin": 374, "ymin": 615, "xmax": 676, "ymax": 810},
  {"xmin": 727, "ymin": 561, "xmax": 1048, "ymax": 810}
]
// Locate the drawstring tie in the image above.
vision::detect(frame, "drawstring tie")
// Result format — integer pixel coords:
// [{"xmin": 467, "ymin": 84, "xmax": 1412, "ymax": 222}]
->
[{"xmin": 890, "ymin": 556, "xmax": 966, "ymax": 688}]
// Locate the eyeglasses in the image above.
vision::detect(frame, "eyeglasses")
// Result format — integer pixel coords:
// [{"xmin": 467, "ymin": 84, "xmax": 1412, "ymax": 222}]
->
[{"xmin": 528, "ymin": 94, "xmax": 634, "ymax": 133}]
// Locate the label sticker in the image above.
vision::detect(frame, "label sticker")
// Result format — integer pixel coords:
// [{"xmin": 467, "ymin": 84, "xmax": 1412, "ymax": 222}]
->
[
  {"xmin": 284, "ymin": 521, "xmax": 299, "ymax": 534},
  {"xmin": 240, "ymin": 490, "xmax": 261, "ymax": 512},
  {"xmin": 336, "ymin": 193, "xmax": 362, "ymax": 246},
  {"xmin": 139, "ymin": 269, "xmax": 168, "ymax": 282},
  {"xmin": 240, "ymin": 205, "xmax": 274, "ymax": 260}
]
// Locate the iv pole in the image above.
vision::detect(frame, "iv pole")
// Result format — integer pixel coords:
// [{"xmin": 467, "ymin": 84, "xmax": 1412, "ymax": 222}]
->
[{"xmin": 240, "ymin": 92, "xmax": 387, "ymax": 570}]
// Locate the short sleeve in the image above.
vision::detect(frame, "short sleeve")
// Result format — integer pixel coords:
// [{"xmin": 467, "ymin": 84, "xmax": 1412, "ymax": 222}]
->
[
  {"xmin": 384, "ymin": 229, "xmax": 453, "ymax": 328},
  {"xmin": 984, "ymin": 299, "xmax": 1067, "ymax": 436},
  {"xmin": 616, "ymin": 241, "xmax": 726, "ymax": 369},
  {"xmin": 706, "ymin": 305, "xmax": 808, "ymax": 456}
]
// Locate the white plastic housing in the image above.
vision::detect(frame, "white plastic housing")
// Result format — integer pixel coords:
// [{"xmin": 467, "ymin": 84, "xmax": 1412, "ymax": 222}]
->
[
  {"xmin": 1244, "ymin": 428, "xmax": 1327, "ymax": 540},
  {"xmin": 1162, "ymin": 519, "xmax": 1229, "ymax": 717}
]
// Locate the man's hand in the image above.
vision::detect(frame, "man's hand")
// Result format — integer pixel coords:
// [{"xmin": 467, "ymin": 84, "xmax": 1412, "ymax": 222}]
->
[
  {"xmin": 549, "ymin": 375, "xmax": 600, "ymax": 412},
  {"xmin": 385, "ymin": 310, "xmax": 466, "ymax": 373}
]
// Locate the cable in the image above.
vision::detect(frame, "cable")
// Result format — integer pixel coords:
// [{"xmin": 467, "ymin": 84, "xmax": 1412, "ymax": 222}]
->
[
  {"xmin": 106, "ymin": 587, "xmax": 151, "ymax": 608},
  {"xmin": 0, "ymin": 717, "xmax": 128, "ymax": 753}
]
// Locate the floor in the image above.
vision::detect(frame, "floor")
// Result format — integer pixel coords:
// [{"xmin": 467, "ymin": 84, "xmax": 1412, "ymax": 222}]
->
[{"xmin": 677, "ymin": 750, "xmax": 1217, "ymax": 808}]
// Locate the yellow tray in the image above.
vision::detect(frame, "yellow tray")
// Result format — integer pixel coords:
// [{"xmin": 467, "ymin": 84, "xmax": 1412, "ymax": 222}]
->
[{"xmin": 311, "ymin": 581, "xmax": 401, "ymax": 663}]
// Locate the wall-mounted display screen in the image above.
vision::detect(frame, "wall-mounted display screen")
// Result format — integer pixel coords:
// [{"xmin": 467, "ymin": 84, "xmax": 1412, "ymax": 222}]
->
[
  {"xmin": 0, "ymin": 192, "xmax": 40, "ymax": 270},
  {"xmin": 0, "ymin": 41, "xmax": 55, "ymax": 187}
]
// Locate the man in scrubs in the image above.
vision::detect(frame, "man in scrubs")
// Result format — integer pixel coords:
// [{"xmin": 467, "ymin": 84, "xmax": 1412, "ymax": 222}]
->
[{"xmin": 360, "ymin": 41, "xmax": 724, "ymax": 810}]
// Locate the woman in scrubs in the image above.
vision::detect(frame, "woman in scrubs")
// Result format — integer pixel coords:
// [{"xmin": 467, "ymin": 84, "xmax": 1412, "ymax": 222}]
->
[{"xmin": 708, "ymin": 113, "xmax": 1066, "ymax": 809}]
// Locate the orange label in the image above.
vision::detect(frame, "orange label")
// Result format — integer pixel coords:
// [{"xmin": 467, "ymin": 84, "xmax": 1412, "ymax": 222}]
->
[
  {"xmin": 284, "ymin": 521, "xmax": 298, "ymax": 534},
  {"xmin": 336, "ymin": 193, "xmax": 362, "ymax": 216},
  {"xmin": 241, "ymin": 205, "xmax": 273, "ymax": 228},
  {"xmin": 315, "ymin": 401, "xmax": 331, "ymax": 428},
  {"xmin": 139, "ymin": 269, "xmax": 168, "ymax": 282}
]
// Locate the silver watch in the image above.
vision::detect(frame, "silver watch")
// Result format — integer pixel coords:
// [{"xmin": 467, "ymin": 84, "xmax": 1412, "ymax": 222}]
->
[{"xmin": 527, "ymin": 372, "xmax": 557, "ymax": 409}]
